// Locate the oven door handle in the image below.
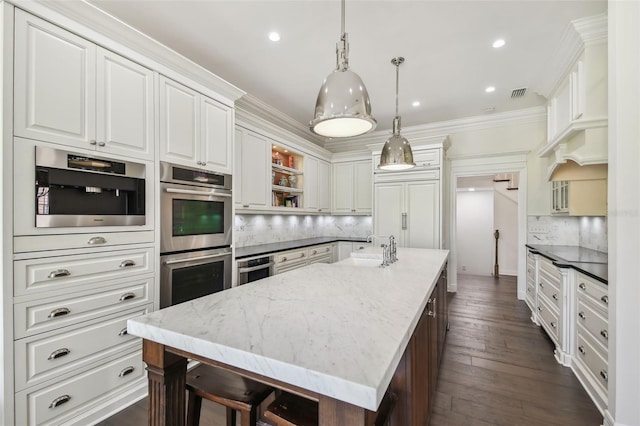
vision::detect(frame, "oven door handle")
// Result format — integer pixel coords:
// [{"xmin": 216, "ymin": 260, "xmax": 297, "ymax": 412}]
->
[
  {"xmin": 163, "ymin": 252, "xmax": 231, "ymax": 265},
  {"xmin": 164, "ymin": 187, "xmax": 232, "ymax": 198},
  {"xmin": 238, "ymin": 261, "xmax": 275, "ymax": 273}
]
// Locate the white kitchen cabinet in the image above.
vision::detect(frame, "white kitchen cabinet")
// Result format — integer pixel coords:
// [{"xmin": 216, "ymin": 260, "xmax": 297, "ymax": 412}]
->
[
  {"xmin": 235, "ymin": 127, "xmax": 270, "ymax": 209},
  {"xmin": 14, "ymin": 10, "xmax": 154, "ymax": 161},
  {"xmin": 337, "ymin": 241, "xmax": 372, "ymax": 261},
  {"xmin": 332, "ymin": 160, "xmax": 372, "ymax": 214},
  {"xmin": 551, "ymin": 179, "xmax": 607, "ymax": 216},
  {"xmin": 159, "ymin": 76, "xmax": 233, "ymax": 173},
  {"xmin": 374, "ymin": 179, "xmax": 440, "ymax": 249},
  {"xmin": 305, "ymin": 156, "xmax": 331, "ymax": 213}
]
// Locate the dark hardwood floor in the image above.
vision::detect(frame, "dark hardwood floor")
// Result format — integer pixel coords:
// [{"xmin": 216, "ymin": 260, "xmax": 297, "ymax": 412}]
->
[
  {"xmin": 98, "ymin": 274, "xmax": 602, "ymax": 426},
  {"xmin": 429, "ymin": 273, "xmax": 603, "ymax": 426}
]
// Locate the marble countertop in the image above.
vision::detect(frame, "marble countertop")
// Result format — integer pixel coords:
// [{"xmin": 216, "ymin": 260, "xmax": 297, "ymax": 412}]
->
[
  {"xmin": 128, "ymin": 247, "xmax": 449, "ymax": 411},
  {"xmin": 526, "ymin": 244, "xmax": 608, "ymax": 284},
  {"xmin": 235, "ymin": 236, "xmax": 368, "ymax": 259}
]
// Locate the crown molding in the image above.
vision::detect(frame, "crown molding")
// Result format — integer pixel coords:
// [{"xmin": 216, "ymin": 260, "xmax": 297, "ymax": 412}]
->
[
  {"xmin": 236, "ymin": 94, "xmax": 326, "ymax": 146},
  {"xmin": 12, "ymin": 0, "xmax": 244, "ymax": 105},
  {"xmin": 235, "ymin": 102, "xmax": 332, "ymax": 160},
  {"xmin": 539, "ymin": 12, "xmax": 608, "ymax": 98},
  {"xmin": 325, "ymin": 107, "xmax": 546, "ymax": 153}
]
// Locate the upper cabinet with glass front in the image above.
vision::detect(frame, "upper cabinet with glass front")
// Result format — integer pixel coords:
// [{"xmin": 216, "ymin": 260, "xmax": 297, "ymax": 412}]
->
[
  {"xmin": 14, "ymin": 10, "xmax": 154, "ymax": 161},
  {"xmin": 270, "ymin": 144, "xmax": 304, "ymax": 210}
]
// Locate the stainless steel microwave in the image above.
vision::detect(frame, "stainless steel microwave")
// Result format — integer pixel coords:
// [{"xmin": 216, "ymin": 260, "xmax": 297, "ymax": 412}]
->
[
  {"xmin": 35, "ymin": 146, "xmax": 146, "ymax": 227},
  {"xmin": 159, "ymin": 162, "xmax": 232, "ymax": 254}
]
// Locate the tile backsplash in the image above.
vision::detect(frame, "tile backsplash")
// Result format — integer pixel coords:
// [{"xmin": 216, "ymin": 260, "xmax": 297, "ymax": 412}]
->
[
  {"xmin": 527, "ymin": 215, "xmax": 607, "ymax": 253},
  {"xmin": 234, "ymin": 214, "xmax": 373, "ymax": 248}
]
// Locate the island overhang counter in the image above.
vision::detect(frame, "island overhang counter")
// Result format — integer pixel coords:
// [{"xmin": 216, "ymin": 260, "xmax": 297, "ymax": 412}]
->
[{"xmin": 128, "ymin": 247, "xmax": 449, "ymax": 425}]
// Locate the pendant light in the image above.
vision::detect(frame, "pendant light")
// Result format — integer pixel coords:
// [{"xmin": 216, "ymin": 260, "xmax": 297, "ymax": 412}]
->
[
  {"xmin": 310, "ymin": 0, "xmax": 376, "ymax": 138},
  {"xmin": 378, "ymin": 57, "xmax": 415, "ymax": 171}
]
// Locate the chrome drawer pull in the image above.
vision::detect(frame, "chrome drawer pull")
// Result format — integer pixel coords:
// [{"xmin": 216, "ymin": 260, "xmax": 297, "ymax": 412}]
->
[
  {"xmin": 579, "ymin": 283, "xmax": 586, "ymax": 291},
  {"xmin": 119, "ymin": 260, "xmax": 136, "ymax": 268},
  {"xmin": 88, "ymin": 236, "xmax": 107, "ymax": 245},
  {"xmin": 48, "ymin": 269, "xmax": 70, "ymax": 279},
  {"xmin": 578, "ymin": 345, "xmax": 586, "ymax": 355},
  {"xmin": 48, "ymin": 307, "xmax": 70, "ymax": 318},
  {"xmin": 118, "ymin": 366, "xmax": 135, "ymax": 377},
  {"xmin": 578, "ymin": 312, "xmax": 586, "ymax": 320},
  {"xmin": 601, "ymin": 295, "xmax": 609, "ymax": 305},
  {"xmin": 118, "ymin": 327, "xmax": 128, "ymax": 336},
  {"xmin": 600, "ymin": 330, "xmax": 609, "ymax": 340},
  {"xmin": 537, "ymin": 306, "xmax": 542, "ymax": 312},
  {"xmin": 312, "ymin": 250, "xmax": 317, "ymax": 255},
  {"xmin": 300, "ymin": 253, "xmax": 305, "ymax": 258},
  {"xmin": 539, "ymin": 282, "xmax": 544, "ymax": 288},
  {"xmin": 119, "ymin": 292, "xmax": 136, "ymax": 302},
  {"xmin": 48, "ymin": 348, "xmax": 70, "ymax": 360},
  {"xmin": 97, "ymin": 141, "xmax": 106, "ymax": 147},
  {"xmin": 550, "ymin": 321, "xmax": 557, "ymax": 329},
  {"xmin": 552, "ymin": 294, "xmax": 558, "ymax": 301},
  {"xmin": 600, "ymin": 371, "xmax": 608, "ymax": 382},
  {"xmin": 49, "ymin": 395, "xmax": 71, "ymax": 409},
  {"xmin": 427, "ymin": 310, "xmax": 436, "ymax": 318},
  {"xmin": 281, "ymin": 257, "xmax": 287, "ymax": 262}
]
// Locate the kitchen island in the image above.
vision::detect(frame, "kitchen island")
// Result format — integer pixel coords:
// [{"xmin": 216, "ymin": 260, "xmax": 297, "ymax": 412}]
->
[{"xmin": 128, "ymin": 247, "xmax": 449, "ymax": 425}]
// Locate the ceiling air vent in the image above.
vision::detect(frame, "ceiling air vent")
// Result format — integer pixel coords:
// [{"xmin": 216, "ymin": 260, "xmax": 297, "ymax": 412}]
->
[{"xmin": 511, "ymin": 87, "xmax": 527, "ymax": 98}]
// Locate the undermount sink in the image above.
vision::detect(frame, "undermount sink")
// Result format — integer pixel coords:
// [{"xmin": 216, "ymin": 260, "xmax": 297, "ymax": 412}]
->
[{"xmin": 338, "ymin": 257, "xmax": 383, "ymax": 267}]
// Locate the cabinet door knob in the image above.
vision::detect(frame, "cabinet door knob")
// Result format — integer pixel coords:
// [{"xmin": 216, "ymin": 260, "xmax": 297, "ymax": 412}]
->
[
  {"xmin": 539, "ymin": 282, "xmax": 544, "ymax": 288},
  {"xmin": 600, "ymin": 370, "xmax": 608, "ymax": 382},
  {"xmin": 537, "ymin": 306, "xmax": 542, "ymax": 312},
  {"xmin": 48, "ymin": 269, "xmax": 70, "ymax": 279},
  {"xmin": 49, "ymin": 395, "xmax": 71, "ymax": 409},
  {"xmin": 97, "ymin": 141, "xmax": 106, "ymax": 147},
  {"xmin": 552, "ymin": 294, "xmax": 558, "ymax": 301},
  {"xmin": 579, "ymin": 283, "xmax": 586, "ymax": 291},
  {"xmin": 89, "ymin": 140, "xmax": 97, "ymax": 145},
  {"xmin": 578, "ymin": 345, "xmax": 586, "ymax": 355},
  {"xmin": 48, "ymin": 348, "xmax": 70, "ymax": 360},
  {"xmin": 118, "ymin": 327, "xmax": 129, "ymax": 336},
  {"xmin": 550, "ymin": 321, "xmax": 557, "ymax": 329},
  {"xmin": 281, "ymin": 257, "xmax": 287, "ymax": 262},
  {"xmin": 578, "ymin": 311, "xmax": 586, "ymax": 320},
  {"xmin": 600, "ymin": 329, "xmax": 609, "ymax": 340},
  {"xmin": 48, "ymin": 307, "xmax": 70, "ymax": 318},
  {"xmin": 600, "ymin": 295, "xmax": 609, "ymax": 305}
]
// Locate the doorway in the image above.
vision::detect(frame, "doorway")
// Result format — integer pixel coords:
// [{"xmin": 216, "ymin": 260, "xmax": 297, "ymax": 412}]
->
[{"xmin": 447, "ymin": 152, "xmax": 528, "ymax": 299}]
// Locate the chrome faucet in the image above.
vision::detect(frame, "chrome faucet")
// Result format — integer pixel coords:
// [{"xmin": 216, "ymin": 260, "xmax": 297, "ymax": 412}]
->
[
  {"xmin": 389, "ymin": 235, "xmax": 397, "ymax": 262},
  {"xmin": 380, "ymin": 244, "xmax": 391, "ymax": 267}
]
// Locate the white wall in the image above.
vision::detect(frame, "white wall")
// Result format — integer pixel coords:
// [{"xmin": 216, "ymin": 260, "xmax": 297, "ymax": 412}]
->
[
  {"xmin": 456, "ymin": 190, "xmax": 494, "ymax": 275},
  {"xmin": 494, "ymin": 189, "xmax": 518, "ymax": 275}
]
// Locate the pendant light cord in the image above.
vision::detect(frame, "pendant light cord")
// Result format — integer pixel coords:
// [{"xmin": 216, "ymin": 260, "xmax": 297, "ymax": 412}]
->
[
  {"xmin": 341, "ymin": 0, "xmax": 345, "ymax": 35},
  {"xmin": 395, "ymin": 62, "xmax": 400, "ymax": 117}
]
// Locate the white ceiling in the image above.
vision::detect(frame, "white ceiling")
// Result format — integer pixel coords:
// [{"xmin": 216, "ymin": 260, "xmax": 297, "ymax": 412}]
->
[{"xmin": 86, "ymin": 0, "xmax": 606, "ymax": 142}]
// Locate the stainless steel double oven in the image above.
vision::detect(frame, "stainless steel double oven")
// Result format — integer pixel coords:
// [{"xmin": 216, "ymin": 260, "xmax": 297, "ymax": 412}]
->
[{"xmin": 159, "ymin": 162, "xmax": 232, "ymax": 308}]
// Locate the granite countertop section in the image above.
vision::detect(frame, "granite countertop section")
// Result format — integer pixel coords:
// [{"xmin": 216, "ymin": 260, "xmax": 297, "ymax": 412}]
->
[
  {"xmin": 526, "ymin": 244, "xmax": 608, "ymax": 284},
  {"xmin": 235, "ymin": 236, "xmax": 368, "ymax": 259},
  {"xmin": 128, "ymin": 247, "xmax": 449, "ymax": 411}
]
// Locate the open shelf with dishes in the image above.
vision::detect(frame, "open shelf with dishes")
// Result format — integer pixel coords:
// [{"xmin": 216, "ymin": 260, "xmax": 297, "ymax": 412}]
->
[{"xmin": 271, "ymin": 145, "xmax": 304, "ymax": 209}]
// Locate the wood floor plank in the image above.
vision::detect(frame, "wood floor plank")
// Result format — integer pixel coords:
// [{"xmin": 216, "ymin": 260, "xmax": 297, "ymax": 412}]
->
[{"xmin": 430, "ymin": 274, "xmax": 602, "ymax": 426}]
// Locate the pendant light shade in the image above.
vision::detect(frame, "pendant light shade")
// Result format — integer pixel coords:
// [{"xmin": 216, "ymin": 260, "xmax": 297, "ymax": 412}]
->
[
  {"xmin": 379, "ymin": 57, "xmax": 415, "ymax": 171},
  {"xmin": 310, "ymin": 0, "xmax": 376, "ymax": 138}
]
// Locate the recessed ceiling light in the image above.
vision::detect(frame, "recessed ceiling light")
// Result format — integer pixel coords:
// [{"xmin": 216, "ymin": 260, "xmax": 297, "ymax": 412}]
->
[
  {"xmin": 412, "ymin": 101, "xmax": 420, "ymax": 107},
  {"xmin": 492, "ymin": 39, "xmax": 506, "ymax": 48},
  {"xmin": 485, "ymin": 86, "xmax": 496, "ymax": 93},
  {"xmin": 268, "ymin": 32, "xmax": 280, "ymax": 42}
]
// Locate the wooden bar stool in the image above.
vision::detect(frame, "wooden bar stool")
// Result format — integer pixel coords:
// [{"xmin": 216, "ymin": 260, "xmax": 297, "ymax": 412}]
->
[
  {"xmin": 186, "ymin": 364, "xmax": 274, "ymax": 426},
  {"xmin": 263, "ymin": 391, "xmax": 396, "ymax": 426}
]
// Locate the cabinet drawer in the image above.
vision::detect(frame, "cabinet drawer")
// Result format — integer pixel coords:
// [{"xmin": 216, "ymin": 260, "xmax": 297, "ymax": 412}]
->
[
  {"xmin": 14, "ymin": 247, "xmax": 154, "ymax": 297},
  {"xmin": 576, "ymin": 329, "xmax": 608, "ymax": 394},
  {"xmin": 15, "ymin": 306, "xmax": 149, "ymax": 391},
  {"xmin": 539, "ymin": 257, "xmax": 561, "ymax": 281},
  {"xmin": 537, "ymin": 299, "xmax": 560, "ymax": 344},
  {"xmin": 274, "ymin": 248, "xmax": 307, "ymax": 266},
  {"xmin": 14, "ymin": 277, "xmax": 153, "ymax": 339},
  {"xmin": 577, "ymin": 299, "xmax": 609, "ymax": 351},
  {"xmin": 538, "ymin": 274, "xmax": 561, "ymax": 310},
  {"xmin": 15, "ymin": 349, "xmax": 144, "ymax": 426},
  {"xmin": 274, "ymin": 261, "xmax": 307, "ymax": 275},
  {"xmin": 308, "ymin": 254, "xmax": 332, "ymax": 265},
  {"xmin": 14, "ymin": 231, "xmax": 154, "ymax": 253},
  {"xmin": 308, "ymin": 244, "xmax": 332, "ymax": 260},
  {"xmin": 412, "ymin": 149, "xmax": 440, "ymax": 168},
  {"xmin": 576, "ymin": 274, "xmax": 608, "ymax": 311}
]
